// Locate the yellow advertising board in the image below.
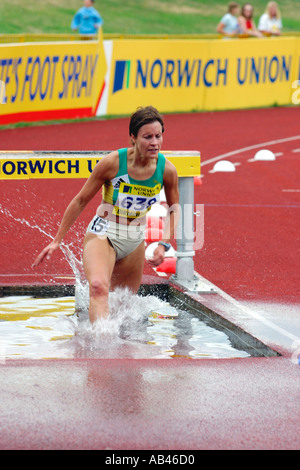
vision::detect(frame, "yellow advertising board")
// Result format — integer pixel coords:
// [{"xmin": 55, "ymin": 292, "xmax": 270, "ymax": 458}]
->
[
  {"xmin": 0, "ymin": 151, "xmax": 200, "ymax": 180},
  {"xmin": 106, "ymin": 39, "xmax": 211, "ymax": 114},
  {"xmin": 106, "ymin": 36, "xmax": 300, "ymax": 115},
  {"xmin": 291, "ymin": 37, "xmax": 300, "ymax": 105},
  {"xmin": 0, "ymin": 32, "xmax": 107, "ymax": 125},
  {"xmin": 1, "ymin": 35, "xmax": 299, "ymax": 124},
  {"xmin": 204, "ymin": 36, "xmax": 298, "ymax": 110}
]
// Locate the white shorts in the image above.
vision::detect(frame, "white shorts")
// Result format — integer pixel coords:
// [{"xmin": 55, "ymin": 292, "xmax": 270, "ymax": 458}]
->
[{"xmin": 87, "ymin": 215, "xmax": 146, "ymax": 261}]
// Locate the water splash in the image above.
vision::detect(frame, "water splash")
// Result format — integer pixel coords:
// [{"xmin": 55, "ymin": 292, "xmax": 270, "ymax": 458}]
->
[
  {"xmin": 68, "ymin": 288, "xmax": 167, "ymax": 359},
  {"xmin": 0, "ymin": 203, "xmax": 165, "ymax": 354},
  {"xmin": 0, "ymin": 202, "xmax": 53, "ymax": 240},
  {"xmin": 0, "ymin": 201, "xmax": 85, "ymax": 285},
  {"xmin": 0, "ymin": 203, "xmax": 251, "ymax": 359}
]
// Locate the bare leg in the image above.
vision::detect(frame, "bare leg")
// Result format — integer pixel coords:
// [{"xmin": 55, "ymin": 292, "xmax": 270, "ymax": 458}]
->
[
  {"xmin": 111, "ymin": 241, "xmax": 145, "ymax": 293},
  {"xmin": 83, "ymin": 233, "xmax": 116, "ymax": 324}
]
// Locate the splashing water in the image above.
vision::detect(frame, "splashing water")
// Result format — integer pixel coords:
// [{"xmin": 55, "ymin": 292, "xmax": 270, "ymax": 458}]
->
[
  {"xmin": 0, "ymin": 200, "xmax": 85, "ymax": 284},
  {"xmin": 0, "ymin": 291, "xmax": 251, "ymax": 360},
  {"xmin": 0, "ymin": 204, "xmax": 250, "ymax": 360},
  {"xmin": 68, "ymin": 288, "xmax": 172, "ymax": 359}
]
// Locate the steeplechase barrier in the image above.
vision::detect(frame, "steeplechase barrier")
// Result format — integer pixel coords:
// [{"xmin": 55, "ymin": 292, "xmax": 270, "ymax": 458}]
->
[{"xmin": 0, "ymin": 150, "xmax": 206, "ymax": 290}]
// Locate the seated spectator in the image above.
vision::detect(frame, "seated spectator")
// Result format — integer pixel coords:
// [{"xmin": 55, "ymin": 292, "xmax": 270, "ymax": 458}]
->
[
  {"xmin": 71, "ymin": 0, "xmax": 103, "ymax": 35},
  {"xmin": 258, "ymin": 1, "xmax": 282, "ymax": 36},
  {"xmin": 217, "ymin": 2, "xmax": 240, "ymax": 37},
  {"xmin": 238, "ymin": 3, "xmax": 262, "ymax": 37}
]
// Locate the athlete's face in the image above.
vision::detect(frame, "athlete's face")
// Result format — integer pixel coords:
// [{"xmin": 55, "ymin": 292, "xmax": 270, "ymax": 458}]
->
[{"xmin": 132, "ymin": 121, "xmax": 163, "ymax": 158}]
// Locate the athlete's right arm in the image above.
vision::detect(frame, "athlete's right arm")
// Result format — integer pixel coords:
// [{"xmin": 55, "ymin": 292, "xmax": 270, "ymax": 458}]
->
[{"xmin": 32, "ymin": 152, "xmax": 119, "ymax": 267}]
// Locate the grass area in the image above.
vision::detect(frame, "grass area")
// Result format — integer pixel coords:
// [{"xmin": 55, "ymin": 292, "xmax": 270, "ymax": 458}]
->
[{"xmin": 0, "ymin": 0, "xmax": 300, "ymax": 35}]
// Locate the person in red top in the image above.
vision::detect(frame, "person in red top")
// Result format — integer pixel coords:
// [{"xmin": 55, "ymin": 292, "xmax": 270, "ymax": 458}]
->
[{"xmin": 238, "ymin": 3, "xmax": 262, "ymax": 37}]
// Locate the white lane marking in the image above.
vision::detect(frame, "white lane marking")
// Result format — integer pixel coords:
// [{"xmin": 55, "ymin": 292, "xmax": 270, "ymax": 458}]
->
[
  {"xmin": 202, "ymin": 135, "xmax": 300, "ymax": 167},
  {"xmin": 282, "ymin": 189, "xmax": 300, "ymax": 192}
]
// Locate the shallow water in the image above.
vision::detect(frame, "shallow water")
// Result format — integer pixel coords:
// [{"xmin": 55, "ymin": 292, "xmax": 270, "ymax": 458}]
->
[
  {"xmin": 0, "ymin": 289, "xmax": 250, "ymax": 360},
  {"xmin": 0, "ymin": 197, "xmax": 252, "ymax": 361}
]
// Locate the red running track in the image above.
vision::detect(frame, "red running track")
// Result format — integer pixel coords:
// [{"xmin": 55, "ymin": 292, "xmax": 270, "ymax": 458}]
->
[
  {"xmin": 0, "ymin": 107, "xmax": 299, "ymax": 304},
  {"xmin": 0, "ymin": 107, "xmax": 300, "ymax": 451}
]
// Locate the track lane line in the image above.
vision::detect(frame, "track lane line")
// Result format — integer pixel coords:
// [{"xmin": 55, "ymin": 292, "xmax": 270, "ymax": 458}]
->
[{"xmin": 202, "ymin": 135, "xmax": 300, "ymax": 167}]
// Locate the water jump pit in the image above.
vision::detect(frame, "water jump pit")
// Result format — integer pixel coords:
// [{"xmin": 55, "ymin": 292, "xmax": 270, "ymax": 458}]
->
[{"xmin": 0, "ymin": 283, "xmax": 279, "ymax": 361}]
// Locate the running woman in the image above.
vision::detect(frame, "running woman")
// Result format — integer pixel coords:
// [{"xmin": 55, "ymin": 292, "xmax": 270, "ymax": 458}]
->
[{"xmin": 33, "ymin": 107, "xmax": 180, "ymax": 324}]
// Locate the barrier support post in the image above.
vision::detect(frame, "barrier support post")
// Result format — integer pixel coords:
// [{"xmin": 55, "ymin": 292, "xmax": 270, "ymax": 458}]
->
[{"xmin": 175, "ymin": 177, "xmax": 195, "ymax": 281}]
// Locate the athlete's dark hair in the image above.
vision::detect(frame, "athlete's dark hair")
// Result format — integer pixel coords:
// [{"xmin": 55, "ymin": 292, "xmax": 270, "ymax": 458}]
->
[{"xmin": 129, "ymin": 106, "xmax": 164, "ymax": 137}]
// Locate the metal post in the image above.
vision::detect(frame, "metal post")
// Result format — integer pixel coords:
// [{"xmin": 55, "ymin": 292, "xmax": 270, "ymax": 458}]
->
[
  {"xmin": 175, "ymin": 177, "xmax": 195, "ymax": 281},
  {"xmin": 170, "ymin": 175, "xmax": 216, "ymax": 294}
]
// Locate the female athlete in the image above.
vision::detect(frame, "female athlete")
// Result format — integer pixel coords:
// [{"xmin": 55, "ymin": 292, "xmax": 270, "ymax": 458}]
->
[{"xmin": 33, "ymin": 106, "xmax": 180, "ymax": 323}]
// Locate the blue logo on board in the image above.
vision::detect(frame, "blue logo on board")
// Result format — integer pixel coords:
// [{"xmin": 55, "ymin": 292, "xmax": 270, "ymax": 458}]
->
[{"xmin": 113, "ymin": 60, "xmax": 131, "ymax": 93}]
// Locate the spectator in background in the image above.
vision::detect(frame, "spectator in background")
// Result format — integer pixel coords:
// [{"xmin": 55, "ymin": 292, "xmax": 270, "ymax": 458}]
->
[
  {"xmin": 71, "ymin": 0, "xmax": 103, "ymax": 35},
  {"xmin": 217, "ymin": 2, "xmax": 240, "ymax": 37},
  {"xmin": 238, "ymin": 3, "xmax": 262, "ymax": 37},
  {"xmin": 258, "ymin": 2, "xmax": 282, "ymax": 36}
]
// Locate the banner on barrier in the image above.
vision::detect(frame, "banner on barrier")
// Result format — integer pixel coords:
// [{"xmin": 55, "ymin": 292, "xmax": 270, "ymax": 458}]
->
[
  {"xmin": 0, "ymin": 151, "xmax": 200, "ymax": 180},
  {"xmin": 0, "ymin": 32, "xmax": 107, "ymax": 124},
  {"xmin": 291, "ymin": 37, "xmax": 300, "ymax": 104},
  {"xmin": 104, "ymin": 36, "xmax": 299, "ymax": 115},
  {"xmin": 1, "ymin": 35, "xmax": 299, "ymax": 124}
]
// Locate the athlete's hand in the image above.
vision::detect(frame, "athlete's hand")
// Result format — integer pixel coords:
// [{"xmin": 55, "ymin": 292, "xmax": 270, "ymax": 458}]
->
[
  {"xmin": 32, "ymin": 241, "xmax": 60, "ymax": 267},
  {"xmin": 147, "ymin": 245, "xmax": 165, "ymax": 267}
]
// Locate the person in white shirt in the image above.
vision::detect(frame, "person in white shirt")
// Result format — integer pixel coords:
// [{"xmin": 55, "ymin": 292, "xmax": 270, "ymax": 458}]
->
[
  {"xmin": 217, "ymin": 2, "xmax": 240, "ymax": 37},
  {"xmin": 258, "ymin": 1, "xmax": 282, "ymax": 36}
]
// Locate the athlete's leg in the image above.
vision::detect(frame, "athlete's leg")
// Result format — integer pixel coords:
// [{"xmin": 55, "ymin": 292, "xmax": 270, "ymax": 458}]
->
[
  {"xmin": 83, "ymin": 233, "xmax": 116, "ymax": 323},
  {"xmin": 111, "ymin": 241, "xmax": 145, "ymax": 293}
]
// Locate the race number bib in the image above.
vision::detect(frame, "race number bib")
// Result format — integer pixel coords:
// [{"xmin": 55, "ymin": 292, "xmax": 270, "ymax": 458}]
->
[
  {"xmin": 88, "ymin": 215, "xmax": 110, "ymax": 235},
  {"xmin": 114, "ymin": 182, "xmax": 162, "ymax": 218}
]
